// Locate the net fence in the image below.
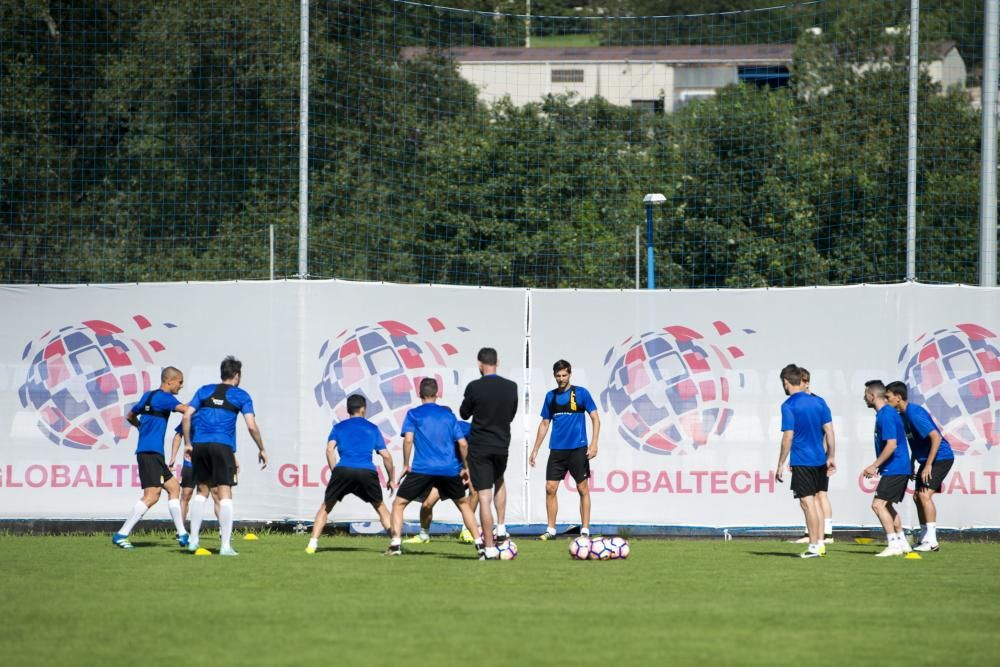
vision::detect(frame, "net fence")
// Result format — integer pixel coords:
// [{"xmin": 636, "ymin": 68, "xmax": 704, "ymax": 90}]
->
[{"xmin": 0, "ymin": 0, "xmax": 992, "ymax": 287}]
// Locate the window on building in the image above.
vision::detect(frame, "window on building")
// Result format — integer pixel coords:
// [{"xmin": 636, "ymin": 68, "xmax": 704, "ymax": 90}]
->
[
  {"xmin": 738, "ymin": 66, "xmax": 790, "ymax": 89},
  {"xmin": 631, "ymin": 99, "xmax": 664, "ymax": 114},
  {"xmin": 551, "ymin": 69, "xmax": 585, "ymax": 83}
]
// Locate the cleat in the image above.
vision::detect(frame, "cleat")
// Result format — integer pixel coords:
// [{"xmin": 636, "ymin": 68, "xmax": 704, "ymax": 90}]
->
[
  {"xmin": 913, "ymin": 541, "xmax": 940, "ymax": 552},
  {"xmin": 187, "ymin": 541, "xmax": 200, "ymax": 553},
  {"xmin": 899, "ymin": 540, "xmax": 913, "ymax": 553},
  {"xmin": 403, "ymin": 534, "xmax": 430, "ymax": 544},
  {"xmin": 538, "ymin": 531, "xmax": 557, "ymax": 541},
  {"xmin": 305, "ymin": 546, "xmax": 317, "ymax": 554},
  {"xmin": 799, "ymin": 550, "xmax": 822, "ymax": 559},
  {"xmin": 177, "ymin": 533, "xmax": 189, "ymax": 548},
  {"xmin": 789, "ymin": 535, "xmax": 811, "ymax": 544},
  {"xmin": 219, "ymin": 546, "xmax": 239, "ymax": 556},
  {"xmin": 479, "ymin": 547, "xmax": 500, "ymax": 560},
  {"xmin": 383, "ymin": 545, "xmax": 402, "ymax": 556},
  {"xmin": 875, "ymin": 546, "xmax": 904, "ymax": 558},
  {"xmin": 457, "ymin": 528, "xmax": 475, "ymax": 544},
  {"xmin": 112, "ymin": 533, "xmax": 134, "ymax": 549},
  {"xmin": 817, "ymin": 543, "xmax": 827, "ymax": 556}
]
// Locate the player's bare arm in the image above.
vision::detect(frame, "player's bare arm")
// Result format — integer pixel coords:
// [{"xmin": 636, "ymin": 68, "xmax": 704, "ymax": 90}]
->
[
  {"xmin": 379, "ymin": 449, "xmax": 395, "ymax": 492},
  {"xmin": 822, "ymin": 422, "xmax": 836, "ymax": 475},
  {"xmin": 864, "ymin": 439, "xmax": 896, "ymax": 478},
  {"xmin": 922, "ymin": 430, "xmax": 943, "ymax": 483},
  {"xmin": 587, "ymin": 409, "xmax": 600, "ymax": 459},
  {"xmin": 326, "ymin": 439, "xmax": 339, "ymax": 472},
  {"xmin": 775, "ymin": 430, "xmax": 793, "ymax": 482},
  {"xmin": 244, "ymin": 413, "xmax": 267, "ymax": 469},
  {"xmin": 529, "ymin": 419, "xmax": 551, "ymax": 467}
]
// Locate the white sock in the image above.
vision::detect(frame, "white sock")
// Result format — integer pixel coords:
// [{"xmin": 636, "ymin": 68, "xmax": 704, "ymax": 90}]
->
[
  {"xmin": 118, "ymin": 500, "xmax": 149, "ymax": 537},
  {"xmin": 419, "ymin": 528, "xmax": 429, "ymax": 539},
  {"xmin": 824, "ymin": 518, "xmax": 833, "ymax": 536},
  {"xmin": 189, "ymin": 495, "xmax": 207, "ymax": 544},
  {"xmin": 925, "ymin": 522, "xmax": 937, "ymax": 543},
  {"xmin": 546, "ymin": 526, "xmax": 556, "ymax": 536},
  {"xmin": 497, "ymin": 523, "xmax": 507, "ymax": 535},
  {"xmin": 581, "ymin": 527, "xmax": 591, "ymax": 537},
  {"xmin": 218, "ymin": 499, "xmax": 234, "ymax": 550},
  {"xmin": 886, "ymin": 532, "xmax": 897, "ymax": 546},
  {"xmin": 167, "ymin": 499, "xmax": 187, "ymax": 536},
  {"xmin": 308, "ymin": 537, "xmax": 318, "ymax": 549},
  {"xmin": 895, "ymin": 531, "xmax": 907, "ymax": 544},
  {"xmin": 390, "ymin": 537, "xmax": 401, "ymax": 547}
]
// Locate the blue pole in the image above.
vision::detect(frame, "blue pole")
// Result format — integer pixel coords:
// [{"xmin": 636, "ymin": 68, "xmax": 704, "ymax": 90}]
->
[{"xmin": 646, "ymin": 204, "xmax": 655, "ymax": 289}]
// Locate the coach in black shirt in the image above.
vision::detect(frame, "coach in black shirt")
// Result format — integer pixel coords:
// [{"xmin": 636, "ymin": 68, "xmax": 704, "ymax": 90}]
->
[{"xmin": 460, "ymin": 347, "xmax": 518, "ymax": 555}]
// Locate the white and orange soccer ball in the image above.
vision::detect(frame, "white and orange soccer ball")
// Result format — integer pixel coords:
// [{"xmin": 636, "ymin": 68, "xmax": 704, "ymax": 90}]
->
[
  {"xmin": 587, "ymin": 537, "xmax": 612, "ymax": 560},
  {"xmin": 568, "ymin": 536, "xmax": 592, "ymax": 560},
  {"xmin": 606, "ymin": 536, "xmax": 630, "ymax": 559},
  {"xmin": 497, "ymin": 539, "xmax": 518, "ymax": 560}
]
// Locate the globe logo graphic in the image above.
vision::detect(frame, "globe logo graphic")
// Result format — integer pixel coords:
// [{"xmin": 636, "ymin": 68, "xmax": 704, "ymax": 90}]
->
[
  {"xmin": 600, "ymin": 321, "xmax": 752, "ymax": 455},
  {"xmin": 314, "ymin": 318, "xmax": 469, "ymax": 439},
  {"xmin": 17, "ymin": 316, "xmax": 173, "ymax": 450},
  {"xmin": 897, "ymin": 323, "xmax": 1000, "ymax": 455}
]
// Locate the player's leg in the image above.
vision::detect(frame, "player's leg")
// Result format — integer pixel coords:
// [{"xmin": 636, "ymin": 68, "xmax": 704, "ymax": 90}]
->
[
  {"xmin": 309, "ymin": 502, "xmax": 331, "ymax": 547},
  {"xmin": 113, "ymin": 485, "xmax": 160, "ymax": 548},
  {"xmin": 817, "ymin": 490, "xmax": 833, "ymax": 542},
  {"xmin": 468, "ymin": 455, "xmax": 497, "ymax": 548},
  {"xmin": 872, "ymin": 498, "xmax": 902, "ymax": 556},
  {"xmin": 405, "ymin": 488, "xmax": 438, "ymax": 544},
  {"xmin": 914, "ymin": 488, "xmax": 939, "ymax": 550},
  {"xmin": 458, "ymin": 489, "xmax": 479, "ymax": 544},
  {"xmin": 798, "ymin": 495, "xmax": 823, "ymax": 544},
  {"xmin": 452, "ymin": 496, "xmax": 484, "ymax": 558},
  {"xmin": 162, "ymin": 475, "xmax": 189, "ymax": 545},
  {"xmin": 386, "ymin": 496, "xmax": 410, "ymax": 555},
  {"xmin": 577, "ymin": 479, "xmax": 591, "ymax": 535},
  {"xmin": 373, "ymin": 501, "xmax": 392, "ymax": 533},
  {"xmin": 477, "ymin": 487, "xmax": 496, "ymax": 548},
  {"xmin": 215, "ymin": 483, "xmax": 235, "ymax": 555},
  {"xmin": 542, "ymin": 480, "xmax": 559, "ymax": 540},
  {"xmin": 188, "ymin": 483, "xmax": 212, "ymax": 551},
  {"xmin": 571, "ymin": 447, "xmax": 592, "ymax": 537},
  {"xmin": 494, "ymin": 478, "xmax": 508, "ymax": 541},
  {"xmin": 180, "ymin": 486, "xmax": 193, "ymax": 521}
]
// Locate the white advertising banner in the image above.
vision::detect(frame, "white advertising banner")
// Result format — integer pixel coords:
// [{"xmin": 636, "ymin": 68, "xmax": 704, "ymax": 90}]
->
[
  {"xmin": 1, "ymin": 281, "xmax": 997, "ymax": 528},
  {"xmin": 0, "ymin": 281, "xmax": 527, "ymax": 523},
  {"xmin": 528, "ymin": 284, "xmax": 1000, "ymax": 529}
]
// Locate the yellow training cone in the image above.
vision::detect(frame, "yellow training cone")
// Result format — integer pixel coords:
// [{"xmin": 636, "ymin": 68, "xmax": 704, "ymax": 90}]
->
[
  {"xmin": 905, "ymin": 552, "xmax": 923, "ymax": 560},
  {"xmin": 854, "ymin": 537, "xmax": 874, "ymax": 544},
  {"xmin": 243, "ymin": 533, "xmax": 258, "ymax": 541},
  {"xmin": 194, "ymin": 547, "xmax": 212, "ymax": 556}
]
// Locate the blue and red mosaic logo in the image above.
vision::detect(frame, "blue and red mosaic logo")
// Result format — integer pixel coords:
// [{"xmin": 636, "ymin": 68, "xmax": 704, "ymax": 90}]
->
[
  {"xmin": 18, "ymin": 316, "xmax": 173, "ymax": 450},
  {"xmin": 897, "ymin": 323, "xmax": 1000, "ymax": 455},
  {"xmin": 601, "ymin": 321, "xmax": 753, "ymax": 456},
  {"xmin": 314, "ymin": 318, "xmax": 470, "ymax": 439}
]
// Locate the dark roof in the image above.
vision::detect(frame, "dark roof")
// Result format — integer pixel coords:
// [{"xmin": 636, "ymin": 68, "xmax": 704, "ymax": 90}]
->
[{"xmin": 401, "ymin": 44, "xmax": 796, "ymax": 65}]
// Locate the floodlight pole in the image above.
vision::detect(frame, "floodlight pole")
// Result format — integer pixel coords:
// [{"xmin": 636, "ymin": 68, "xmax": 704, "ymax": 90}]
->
[
  {"xmin": 905, "ymin": 0, "xmax": 919, "ymax": 282},
  {"xmin": 643, "ymin": 193, "xmax": 665, "ymax": 289},
  {"xmin": 297, "ymin": 0, "xmax": 309, "ymax": 279},
  {"xmin": 980, "ymin": 0, "xmax": 999, "ymax": 286}
]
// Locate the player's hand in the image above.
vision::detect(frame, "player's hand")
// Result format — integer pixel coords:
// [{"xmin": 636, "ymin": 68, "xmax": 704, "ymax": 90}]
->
[
  {"xmin": 185, "ymin": 444, "xmax": 193, "ymax": 457},
  {"xmin": 586, "ymin": 444, "xmax": 598, "ymax": 460},
  {"xmin": 774, "ymin": 467, "xmax": 783, "ymax": 483},
  {"xmin": 460, "ymin": 468, "xmax": 470, "ymax": 486},
  {"xmin": 529, "ymin": 452, "xmax": 537, "ymax": 467},
  {"xmin": 168, "ymin": 458, "xmax": 176, "ymax": 468},
  {"xmin": 386, "ymin": 478, "xmax": 396, "ymax": 494},
  {"xmin": 258, "ymin": 449, "xmax": 268, "ymax": 469},
  {"xmin": 863, "ymin": 464, "xmax": 878, "ymax": 479},
  {"xmin": 826, "ymin": 460, "xmax": 837, "ymax": 476},
  {"xmin": 921, "ymin": 466, "xmax": 932, "ymax": 484},
  {"xmin": 236, "ymin": 460, "xmax": 242, "ymax": 474}
]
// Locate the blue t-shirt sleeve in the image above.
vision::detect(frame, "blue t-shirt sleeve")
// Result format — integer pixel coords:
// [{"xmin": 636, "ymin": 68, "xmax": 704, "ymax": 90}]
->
[
  {"xmin": 237, "ymin": 389, "xmax": 254, "ymax": 415},
  {"xmin": 175, "ymin": 424, "xmax": 183, "ymax": 435},
  {"xmin": 458, "ymin": 421, "xmax": 471, "ymax": 439},
  {"xmin": 156, "ymin": 392, "xmax": 181, "ymax": 412},
  {"xmin": 819, "ymin": 399, "xmax": 832, "ymax": 425},
  {"xmin": 328, "ymin": 423, "xmax": 339, "ymax": 443},
  {"xmin": 909, "ymin": 407, "xmax": 936, "ymax": 439},
  {"xmin": 401, "ymin": 410, "xmax": 415, "ymax": 435},
  {"xmin": 451, "ymin": 415, "xmax": 466, "ymax": 441},
  {"xmin": 372, "ymin": 426, "xmax": 386, "ymax": 452},
  {"xmin": 877, "ymin": 410, "xmax": 899, "ymax": 443},
  {"xmin": 580, "ymin": 387, "xmax": 598, "ymax": 413},
  {"xmin": 189, "ymin": 388, "xmax": 205, "ymax": 410},
  {"xmin": 129, "ymin": 391, "xmax": 151, "ymax": 415},
  {"xmin": 780, "ymin": 402, "xmax": 794, "ymax": 432},
  {"xmin": 540, "ymin": 391, "xmax": 553, "ymax": 419}
]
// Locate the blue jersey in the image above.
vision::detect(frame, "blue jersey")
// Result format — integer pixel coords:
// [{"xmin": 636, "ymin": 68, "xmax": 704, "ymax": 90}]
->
[
  {"xmin": 328, "ymin": 417, "xmax": 386, "ymax": 472},
  {"xmin": 132, "ymin": 390, "xmax": 180, "ymax": 455},
  {"xmin": 541, "ymin": 386, "xmax": 598, "ymax": 451},
  {"xmin": 780, "ymin": 392, "xmax": 830, "ymax": 467},
  {"xmin": 401, "ymin": 403, "xmax": 466, "ymax": 476},
  {"xmin": 457, "ymin": 420, "xmax": 471, "ymax": 441},
  {"xmin": 814, "ymin": 394, "xmax": 832, "ymax": 425},
  {"xmin": 175, "ymin": 423, "xmax": 195, "ymax": 467},
  {"xmin": 874, "ymin": 405, "xmax": 912, "ymax": 476},
  {"xmin": 903, "ymin": 403, "xmax": 954, "ymax": 463},
  {"xmin": 189, "ymin": 383, "xmax": 255, "ymax": 451}
]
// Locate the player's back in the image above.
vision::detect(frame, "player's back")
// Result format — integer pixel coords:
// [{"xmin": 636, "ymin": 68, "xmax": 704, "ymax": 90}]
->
[
  {"xmin": 191, "ymin": 383, "xmax": 253, "ymax": 448},
  {"xmin": 903, "ymin": 403, "xmax": 954, "ymax": 462},
  {"xmin": 404, "ymin": 403, "xmax": 463, "ymax": 476},
  {"xmin": 330, "ymin": 417, "xmax": 384, "ymax": 471},
  {"xmin": 134, "ymin": 389, "xmax": 179, "ymax": 454},
  {"xmin": 782, "ymin": 392, "xmax": 827, "ymax": 466},
  {"xmin": 460, "ymin": 374, "xmax": 518, "ymax": 452}
]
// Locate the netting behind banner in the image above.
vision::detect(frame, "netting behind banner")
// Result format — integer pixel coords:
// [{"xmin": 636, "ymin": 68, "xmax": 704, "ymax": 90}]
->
[{"xmin": 1, "ymin": 1, "xmax": 991, "ymax": 286}]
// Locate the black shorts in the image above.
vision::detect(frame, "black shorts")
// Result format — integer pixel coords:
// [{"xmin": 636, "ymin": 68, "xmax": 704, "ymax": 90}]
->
[
  {"xmin": 790, "ymin": 465, "xmax": 827, "ymax": 499},
  {"xmin": 915, "ymin": 458, "xmax": 954, "ymax": 493},
  {"xmin": 468, "ymin": 450, "xmax": 507, "ymax": 491},
  {"xmin": 137, "ymin": 452, "xmax": 173, "ymax": 488},
  {"xmin": 546, "ymin": 447, "xmax": 590, "ymax": 483},
  {"xmin": 397, "ymin": 472, "xmax": 466, "ymax": 502},
  {"xmin": 191, "ymin": 443, "xmax": 238, "ymax": 488},
  {"xmin": 323, "ymin": 467, "xmax": 384, "ymax": 509},
  {"xmin": 875, "ymin": 475, "xmax": 909, "ymax": 503},
  {"xmin": 180, "ymin": 465, "xmax": 195, "ymax": 489}
]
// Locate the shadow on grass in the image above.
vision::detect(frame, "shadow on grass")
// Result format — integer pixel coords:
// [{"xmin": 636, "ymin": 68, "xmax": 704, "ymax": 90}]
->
[
  {"xmin": 747, "ymin": 550, "xmax": 810, "ymax": 558},
  {"xmin": 313, "ymin": 546, "xmax": 368, "ymax": 554}
]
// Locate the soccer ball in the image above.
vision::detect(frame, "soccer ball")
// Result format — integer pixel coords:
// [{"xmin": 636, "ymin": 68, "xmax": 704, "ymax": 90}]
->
[
  {"xmin": 587, "ymin": 537, "xmax": 612, "ymax": 560},
  {"xmin": 606, "ymin": 536, "xmax": 630, "ymax": 559},
  {"xmin": 497, "ymin": 539, "xmax": 518, "ymax": 560},
  {"xmin": 568, "ymin": 536, "xmax": 592, "ymax": 560}
]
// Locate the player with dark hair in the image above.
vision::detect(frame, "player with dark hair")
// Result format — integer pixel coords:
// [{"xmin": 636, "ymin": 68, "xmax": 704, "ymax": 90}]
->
[
  {"xmin": 885, "ymin": 381, "xmax": 954, "ymax": 552},
  {"xmin": 112, "ymin": 366, "xmax": 194, "ymax": 549},
  {"xmin": 529, "ymin": 359, "xmax": 600, "ymax": 540},
  {"xmin": 386, "ymin": 378, "xmax": 481, "ymax": 557},
  {"xmin": 460, "ymin": 347, "xmax": 518, "ymax": 553},
  {"xmin": 789, "ymin": 367, "xmax": 837, "ymax": 544},
  {"xmin": 863, "ymin": 380, "xmax": 913, "ymax": 557},
  {"xmin": 306, "ymin": 394, "xmax": 395, "ymax": 554},
  {"xmin": 775, "ymin": 364, "xmax": 835, "ymax": 558},
  {"xmin": 402, "ymin": 419, "xmax": 472, "ymax": 545},
  {"xmin": 184, "ymin": 356, "xmax": 267, "ymax": 556}
]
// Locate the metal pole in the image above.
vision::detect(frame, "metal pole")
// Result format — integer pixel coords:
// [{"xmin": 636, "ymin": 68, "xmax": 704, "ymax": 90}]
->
[
  {"xmin": 981, "ymin": 0, "xmax": 999, "ymax": 287},
  {"xmin": 635, "ymin": 225, "xmax": 640, "ymax": 289},
  {"xmin": 525, "ymin": 0, "xmax": 531, "ymax": 49},
  {"xmin": 905, "ymin": 0, "xmax": 919, "ymax": 281},
  {"xmin": 646, "ymin": 204, "xmax": 655, "ymax": 289},
  {"xmin": 269, "ymin": 223, "xmax": 275, "ymax": 281},
  {"xmin": 297, "ymin": 0, "xmax": 309, "ymax": 279}
]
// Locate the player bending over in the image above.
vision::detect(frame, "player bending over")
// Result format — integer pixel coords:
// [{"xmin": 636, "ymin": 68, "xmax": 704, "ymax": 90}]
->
[{"xmin": 403, "ymin": 420, "xmax": 473, "ymax": 545}]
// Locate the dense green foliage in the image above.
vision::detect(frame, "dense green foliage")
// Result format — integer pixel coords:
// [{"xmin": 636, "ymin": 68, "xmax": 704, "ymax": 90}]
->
[
  {"xmin": 1, "ymin": 534, "xmax": 998, "ymax": 665},
  {"xmin": 0, "ymin": 0, "xmax": 991, "ymax": 286}
]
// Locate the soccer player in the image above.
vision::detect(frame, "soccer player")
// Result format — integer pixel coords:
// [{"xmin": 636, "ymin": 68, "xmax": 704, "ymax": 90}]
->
[
  {"xmin": 169, "ymin": 424, "xmax": 223, "ymax": 524},
  {"xmin": 529, "ymin": 359, "xmax": 600, "ymax": 540},
  {"xmin": 184, "ymin": 356, "xmax": 267, "ymax": 556},
  {"xmin": 789, "ymin": 367, "xmax": 836, "ymax": 544},
  {"xmin": 885, "ymin": 381, "xmax": 954, "ymax": 552},
  {"xmin": 306, "ymin": 394, "xmax": 395, "ymax": 554},
  {"xmin": 386, "ymin": 378, "xmax": 481, "ymax": 557},
  {"xmin": 774, "ymin": 364, "xmax": 835, "ymax": 558},
  {"xmin": 460, "ymin": 347, "xmax": 518, "ymax": 551},
  {"xmin": 863, "ymin": 379, "xmax": 913, "ymax": 557},
  {"xmin": 112, "ymin": 367, "xmax": 194, "ymax": 549},
  {"xmin": 402, "ymin": 420, "xmax": 472, "ymax": 545}
]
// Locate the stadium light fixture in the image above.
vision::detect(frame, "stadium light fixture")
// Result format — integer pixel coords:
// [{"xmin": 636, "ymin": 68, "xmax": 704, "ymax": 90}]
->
[{"xmin": 643, "ymin": 193, "xmax": 665, "ymax": 289}]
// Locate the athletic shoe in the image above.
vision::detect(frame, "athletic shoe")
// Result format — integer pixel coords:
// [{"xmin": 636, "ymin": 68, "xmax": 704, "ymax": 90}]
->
[
  {"xmin": 219, "ymin": 546, "xmax": 239, "ymax": 556},
  {"xmin": 495, "ymin": 533, "xmax": 510, "ymax": 543},
  {"xmin": 538, "ymin": 531, "xmax": 557, "ymax": 541},
  {"xmin": 305, "ymin": 545, "xmax": 317, "ymax": 554},
  {"xmin": 479, "ymin": 547, "xmax": 500, "ymax": 560},
  {"xmin": 789, "ymin": 535, "xmax": 811, "ymax": 544},
  {"xmin": 403, "ymin": 534, "xmax": 430, "ymax": 544},
  {"xmin": 112, "ymin": 533, "xmax": 134, "ymax": 549},
  {"xmin": 187, "ymin": 541, "xmax": 200, "ymax": 553},
  {"xmin": 914, "ymin": 541, "xmax": 940, "ymax": 552},
  {"xmin": 383, "ymin": 545, "xmax": 402, "ymax": 556},
  {"xmin": 817, "ymin": 543, "xmax": 827, "ymax": 556},
  {"xmin": 799, "ymin": 549, "xmax": 822, "ymax": 559},
  {"xmin": 176, "ymin": 533, "xmax": 189, "ymax": 548},
  {"xmin": 457, "ymin": 527, "xmax": 475, "ymax": 544},
  {"xmin": 899, "ymin": 539, "xmax": 913, "ymax": 553},
  {"xmin": 875, "ymin": 545, "xmax": 904, "ymax": 558}
]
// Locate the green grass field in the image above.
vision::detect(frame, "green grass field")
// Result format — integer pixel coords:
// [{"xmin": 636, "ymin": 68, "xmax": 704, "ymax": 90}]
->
[{"xmin": 2, "ymin": 533, "xmax": 997, "ymax": 666}]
